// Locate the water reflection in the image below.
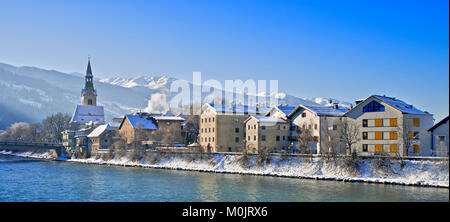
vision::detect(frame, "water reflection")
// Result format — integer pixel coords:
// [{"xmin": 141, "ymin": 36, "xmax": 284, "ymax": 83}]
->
[{"xmin": 0, "ymin": 154, "xmax": 448, "ymax": 202}]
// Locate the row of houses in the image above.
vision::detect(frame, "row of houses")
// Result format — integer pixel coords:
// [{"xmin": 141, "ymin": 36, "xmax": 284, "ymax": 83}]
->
[
  {"xmin": 63, "ymin": 60, "xmax": 448, "ymax": 158},
  {"xmin": 199, "ymin": 95, "xmax": 449, "ymax": 157}
]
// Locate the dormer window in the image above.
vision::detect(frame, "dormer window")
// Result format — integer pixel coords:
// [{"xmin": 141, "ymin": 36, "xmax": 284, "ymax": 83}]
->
[{"xmin": 363, "ymin": 100, "xmax": 385, "ymax": 112}]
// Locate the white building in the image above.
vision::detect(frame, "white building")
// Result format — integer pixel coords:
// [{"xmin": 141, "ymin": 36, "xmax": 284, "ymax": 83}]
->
[
  {"xmin": 428, "ymin": 116, "xmax": 449, "ymax": 157},
  {"xmin": 288, "ymin": 103, "xmax": 349, "ymax": 154},
  {"xmin": 345, "ymin": 95, "xmax": 434, "ymax": 156}
]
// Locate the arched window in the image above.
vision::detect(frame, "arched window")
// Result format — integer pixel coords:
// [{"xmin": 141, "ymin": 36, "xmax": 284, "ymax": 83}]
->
[{"xmin": 363, "ymin": 100, "xmax": 385, "ymax": 112}]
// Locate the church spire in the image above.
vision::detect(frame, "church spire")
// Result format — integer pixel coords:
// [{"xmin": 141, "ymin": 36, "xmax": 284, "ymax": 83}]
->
[
  {"xmin": 84, "ymin": 57, "xmax": 94, "ymax": 90},
  {"xmin": 86, "ymin": 57, "xmax": 93, "ymax": 77},
  {"xmin": 81, "ymin": 57, "xmax": 97, "ymax": 106}
]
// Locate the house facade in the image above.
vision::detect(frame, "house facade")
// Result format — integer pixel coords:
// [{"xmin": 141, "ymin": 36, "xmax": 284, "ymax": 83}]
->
[
  {"xmin": 87, "ymin": 124, "xmax": 115, "ymax": 157},
  {"xmin": 288, "ymin": 104, "xmax": 349, "ymax": 154},
  {"xmin": 199, "ymin": 103, "xmax": 269, "ymax": 152},
  {"xmin": 345, "ymin": 95, "xmax": 434, "ymax": 156},
  {"xmin": 428, "ymin": 116, "xmax": 449, "ymax": 157},
  {"xmin": 119, "ymin": 112, "xmax": 185, "ymax": 146},
  {"xmin": 244, "ymin": 116, "xmax": 290, "ymax": 154}
]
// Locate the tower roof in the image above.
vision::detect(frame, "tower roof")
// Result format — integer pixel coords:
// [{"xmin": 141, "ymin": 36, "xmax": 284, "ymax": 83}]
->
[{"xmin": 86, "ymin": 59, "xmax": 93, "ymax": 77}]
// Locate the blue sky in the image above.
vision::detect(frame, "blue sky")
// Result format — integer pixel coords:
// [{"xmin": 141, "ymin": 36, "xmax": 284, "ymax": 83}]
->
[{"xmin": 0, "ymin": 0, "xmax": 448, "ymax": 120}]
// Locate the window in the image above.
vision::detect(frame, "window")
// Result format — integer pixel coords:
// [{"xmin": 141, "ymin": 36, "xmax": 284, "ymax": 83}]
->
[
  {"xmin": 261, "ymin": 126, "xmax": 266, "ymax": 130},
  {"xmin": 235, "ymin": 137, "xmax": 239, "ymax": 143},
  {"xmin": 302, "ymin": 113, "xmax": 306, "ymax": 118},
  {"xmin": 363, "ymin": 100, "xmax": 385, "ymax": 112},
  {"xmin": 212, "ymin": 117, "xmax": 215, "ymax": 122},
  {"xmin": 389, "ymin": 118, "xmax": 397, "ymax": 127},
  {"xmin": 209, "ymin": 118, "xmax": 211, "ymax": 122},
  {"xmin": 375, "ymin": 119, "xmax": 383, "ymax": 127},
  {"xmin": 235, "ymin": 128, "xmax": 239, "ymax": 133},
  {"xmin": 282, "ymin": 136, "xmax": 286, "ymax": 141},
  {"xmin": 362, "ymin": 144, "xmax": 368, "ymax": 152},
  {"xmin": 375, "ymin": 132, "xmax": 383, "ymax": 140},
  {"xmin": 212, "ymin": 137, "xmax": 214, "ymax": 142},
  {"xmin": 362, "ymin": 119, "xmax": 368, "ymax": 127},
  {"xmin": 308, "ymin": 125, "xmax": 312, "ymax": 130},
  {"xmin": 276, "ymin": 136, "xmax": 280, "ymax": 141},
  {"xmin": 438, "ymin": 136, "xmax": 445, "ymax": 142},
  {"xmin": 408, "ymin": 131, "xmax": 415, "ymax": 140},
  {"xmin": 228, "ymin": 147, "xmax": 232, "ymax": 152},
  {"xmin": 374, "ymin": 144, "xmax": 383, "ymax": 152},
  {"xmin": 277, "ymin": 125, "xmax": 281, "ymax": 130},
  {"xmin": 413, "ymin": 118, "xmax": 420, "ymax": 127},
  {"xmin": 390, "ymin": 131, "xmax": 398, "ymax": 140},
  {"xmin": 248, "ymin": 136, "xmax": 250, "ymax": 141},
  {"xmin": 254, "ymin": 125, "xmax": 257, "ymax": 129},
  {"xmin": 208, "ymin": 137, "xmax": 211, "ymax": 142},
  {"xmin": 413, "ymin": 144, "xmax": 420, "ymax": 153},
  {"xmin": 261, "ymin": 135, "xmax": 266, "ymax": 141},
  {"xmin": 314, "ymin": 124, "xmax": 318, "ymax": 130},
  {"xmin": 88, "ymin": 99, "xmax": 92, "ymax": 105},
  {"xmin": 389, "ymin": 144, "xmax": 398, "ymax": 153},
  {"xmin": 201, "ymin": 119, "xmax": 203, "ymax": 123},
  {"xmin": 248, "ymin": 125, "xmax": 250, "ymax": 130},
  {"xmin": 362, "ymin": 132, "xmax": 368, "ymax": 140},
  {"xmin": 332, "ymin": 125, "xmax": 337, "ymax": 130},
  {"xmin": 254, "ymin": 135, "xmax": 256, "ymax": 141}
]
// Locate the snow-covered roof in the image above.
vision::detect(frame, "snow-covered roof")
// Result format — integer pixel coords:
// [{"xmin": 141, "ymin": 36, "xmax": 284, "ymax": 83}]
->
[
  {"xmin": 124, "ymin": 114, "xmax": 158, "ymax": 130},
  {"xmin": 288, "ymin": 104, "xmax": 349, "ymax": 117},
  {"xmin": 372, "ymin": 95, "xmax": 430, "ymax": 115},
  {"xmin": 153, "ymin": 116, "xmax": 185, "ymax": 121},
  {"xmin": 109, "ymin": 122, "xmax": 121, "ymax": 128},
  {"xmin": 304, "ymin": 105, "xmax": 349, "ymax": 116},
  {"xmin": 245, "ymin": 116, "xmax": 287, "ymax": 124},
  {"xmin": 276, "ymin": 106, "xmax": 297, "ymax": 116},
  {"xmin": 70, "ymin": 105, "xmax": 105, "ymax": 124},
  {"xmin": 206, "ymin": 103, "xmax": 270, "ymax": 115},
  {"xmin": 87, "ymin": 124, "xmax": 114, "ymax": 138}
]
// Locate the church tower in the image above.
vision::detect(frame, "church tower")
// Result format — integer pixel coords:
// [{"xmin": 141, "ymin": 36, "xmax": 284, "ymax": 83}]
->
[{"xmin": 81, "ymin": 58, "xmax": 97, "ymax": 106}]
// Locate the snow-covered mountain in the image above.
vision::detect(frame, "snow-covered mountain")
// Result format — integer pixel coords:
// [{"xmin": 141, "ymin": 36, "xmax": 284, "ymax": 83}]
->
[
  {"xmin": 0, "ymin": 62, "xmax": 352, "ymax": 129},
  {"xmin": 100, "ymin": 76, "xmax": 174, "ymax": 89}
]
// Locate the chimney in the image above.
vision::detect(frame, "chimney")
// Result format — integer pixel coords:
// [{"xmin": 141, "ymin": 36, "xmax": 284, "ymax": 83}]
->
[
  {"xmin": 349, "ymin": 104, "xmax": 353, "ymax": 109},
  {"xmin": 328, "ymin": 99, "xmax": 332, "ymax": 104},
  {"xmin": 256, "ymin": 103, "xmax": 260, "ymax": 111},
  {"xmin": 333, "ymin": 103, "xmax": 339, "ymax": 109}
]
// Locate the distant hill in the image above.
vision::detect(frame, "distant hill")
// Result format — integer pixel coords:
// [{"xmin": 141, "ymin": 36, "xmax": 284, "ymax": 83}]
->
[{"xmin": 0, "ymin": 62, "xmax": 352, "ymax": 130}]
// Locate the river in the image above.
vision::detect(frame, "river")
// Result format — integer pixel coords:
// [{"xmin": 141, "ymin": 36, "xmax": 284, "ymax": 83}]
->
[{"xmin": 0, "ymin": 154, "xmax": 448, "ymax": 202}]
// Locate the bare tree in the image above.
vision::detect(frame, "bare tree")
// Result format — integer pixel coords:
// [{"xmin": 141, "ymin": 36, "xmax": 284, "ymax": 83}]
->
[
  {"xmin": 400, "ymin": 120, "xmax": 417, "ymax": 157},
  {"xmin": 183, "ymin": 115, "xmax": 199, "ymax": 145},
  {"xmin": 296, "ymin": 128, "xmax": 313, "ymax": 154},
  {"xmin": 337, "ymin": 118, "xmax": 360, "ymax": 155},
  {"xmin": 0, "ymin": 122, "xmax": 41, "ymax": 142},
  {"xmin": 320, "ymin": 118, "xmax": 342, "ymax": 162},
  {"xmin": 42, "ymin": 113, "xmax": 71, "ymax": 143}
]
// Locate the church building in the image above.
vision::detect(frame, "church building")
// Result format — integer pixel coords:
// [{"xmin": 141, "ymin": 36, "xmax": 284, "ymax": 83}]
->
[{"xmin": 70, "ymin": 59, "xmax": 105, "ymax": 126}]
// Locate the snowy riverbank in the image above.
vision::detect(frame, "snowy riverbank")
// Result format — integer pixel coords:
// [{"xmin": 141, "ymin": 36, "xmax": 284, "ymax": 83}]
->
[{"xmin": 1, "ymin": 150, "xmax": 448, "ymax": 188}]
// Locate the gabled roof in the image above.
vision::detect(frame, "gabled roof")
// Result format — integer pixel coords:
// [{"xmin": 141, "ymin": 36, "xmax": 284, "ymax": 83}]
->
[
  {"xmin": 87, "ymin": 124, "xmax": 114, "ymax": 138},
  {"xmin": 244, "ymin": 116, "xmax": 287, "ymax": 124},
  {"xmin": 266, "ymin": 105, "xmax": 296, "ymax": 117},
  {"xmin": 121, "ymin": 114, "xmax": 158, "ymax": 130},
  {"xmin": 204, "ymin": 103, "xmax": 271, "ymax": 115},
  {"xmin": 288, "ymin": 104, "xmax": 348, "ymax": 118},
  {"xmin": 153, "ymin": 116, "xmax": 185, "ymax": 121},
  {"xmin": 345, "ymin": 95, "xmax": 431, "ymax": 116},
  {"xmin": 70, "ymin": 105, "xmax": 105, "ymax": 124},
  {"xmin": 428, "ymin": 116, "xmax": 449, "ymax": 132}
]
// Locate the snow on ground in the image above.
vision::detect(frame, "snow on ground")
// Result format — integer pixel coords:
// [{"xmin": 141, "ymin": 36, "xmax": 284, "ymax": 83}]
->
[
  {"xmin": 1, "ymin": 150, "xmax": 448, "ymax": 188},
  {"xmin": 0, "ymin": 150, "xmax": 56, "ymax": 159}
]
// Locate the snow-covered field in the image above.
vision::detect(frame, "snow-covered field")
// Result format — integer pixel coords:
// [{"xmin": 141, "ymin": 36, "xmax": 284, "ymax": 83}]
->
[{"xmin": 1, "ymin": 150, "xmax": 448, "ymax": 188}]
